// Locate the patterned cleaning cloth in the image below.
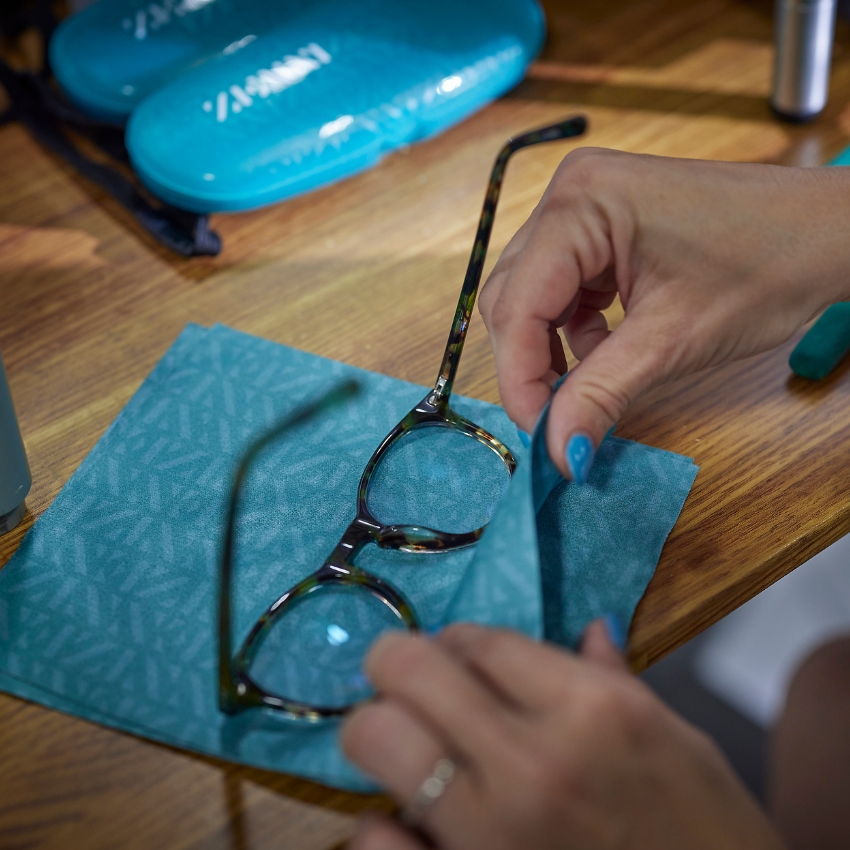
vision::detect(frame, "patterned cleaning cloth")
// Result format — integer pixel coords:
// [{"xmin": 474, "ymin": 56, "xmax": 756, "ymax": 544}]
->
[{"xmin": 0, "ymin": 324, "xmax": 697, "ymax": 791}]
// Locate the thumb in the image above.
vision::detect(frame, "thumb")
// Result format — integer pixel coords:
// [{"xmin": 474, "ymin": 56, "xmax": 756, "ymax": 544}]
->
[{"xmin": 546, "ymin": 311, "xmax": 674, "ymax": 481}]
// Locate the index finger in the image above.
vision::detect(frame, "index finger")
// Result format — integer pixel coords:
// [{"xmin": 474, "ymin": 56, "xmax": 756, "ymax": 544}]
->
[
  {"xmin": 482, "ymin": 192, "xmax": 614, "ymax": 433},
  {"xmin": 365, "ymin": 631, "xmax": 521, "ymax": 763},
  {"xmin": 435, "ymin": 624, "xmax": 578, "ymax": 709}
]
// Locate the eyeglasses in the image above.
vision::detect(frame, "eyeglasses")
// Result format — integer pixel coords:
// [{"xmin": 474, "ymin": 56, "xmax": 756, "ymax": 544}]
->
[{"xmin": 219, "ymin": 115, "xmax": 588, "ymax": 722}]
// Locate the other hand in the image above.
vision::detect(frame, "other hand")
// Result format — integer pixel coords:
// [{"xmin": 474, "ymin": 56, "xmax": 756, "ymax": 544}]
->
[{"xmin": 341, "ymin": 622, "xmax": 784, "ymax": 850}]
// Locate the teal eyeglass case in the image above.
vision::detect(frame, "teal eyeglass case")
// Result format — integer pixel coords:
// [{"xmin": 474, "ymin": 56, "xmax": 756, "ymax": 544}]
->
[
  {"xmin": 50, "ymin": 0, "xmax": 546, "ymax": 212},
  {"xmin": 50, "ymin": 0, "xmax": 275, "ymax": 124}
]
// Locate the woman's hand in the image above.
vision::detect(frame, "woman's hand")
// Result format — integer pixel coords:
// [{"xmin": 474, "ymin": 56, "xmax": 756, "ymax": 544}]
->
[
  {"xmin": 341, "ymin": 622, "xmax": 784, "ymax": 850},
  {"xmin": 479, "ymin": 150, "xmax": 850, "ymax": 479}
]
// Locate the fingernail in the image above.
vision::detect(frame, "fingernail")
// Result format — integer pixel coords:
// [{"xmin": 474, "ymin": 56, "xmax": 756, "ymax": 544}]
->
[
  {"xmin": 517, "ymin": 429, "xmax": 531, "ymax": 449},
  {"xmin": 603, "ymin": 612, "xmax": 628, "ymax": 652},
  {"xmin": 552, "ymin": 371, "xmax": 569, "ymax": 393},
  {"xmin": 565, "ymin": 433, "xmax": 594, "ymax": 484}
]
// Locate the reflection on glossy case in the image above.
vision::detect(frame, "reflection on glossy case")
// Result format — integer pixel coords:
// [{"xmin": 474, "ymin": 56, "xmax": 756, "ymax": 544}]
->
[{"xmin": 51, "ymin": 0, "xmax": 545, "ymax": 212}]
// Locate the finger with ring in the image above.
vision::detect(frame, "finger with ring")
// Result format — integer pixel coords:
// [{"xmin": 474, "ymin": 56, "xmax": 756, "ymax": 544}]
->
[{"xmin": 401, "ymin": 757, "xmax": 457, "ymax": 828}]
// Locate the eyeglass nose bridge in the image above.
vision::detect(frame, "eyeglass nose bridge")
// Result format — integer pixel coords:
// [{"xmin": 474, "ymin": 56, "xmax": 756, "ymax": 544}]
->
[{"xmin": 324, "ymin": 514, "xmax": 383, "ymax": 569}]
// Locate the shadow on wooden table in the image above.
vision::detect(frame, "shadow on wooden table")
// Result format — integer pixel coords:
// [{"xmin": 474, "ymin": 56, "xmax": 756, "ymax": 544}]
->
[
  {"xmin": 510, "ymin": 75, "xmax": 773, "ymax": 123},
  {"xmin": 785, "ymin": 351, "xmax": 850, "ymax": 402}
]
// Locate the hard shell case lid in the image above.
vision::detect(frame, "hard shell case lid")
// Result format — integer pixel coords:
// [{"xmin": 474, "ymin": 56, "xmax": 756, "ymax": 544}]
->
[{"xmin": 54, "ymin": 0, "xmax": 545, "ymax": 212}]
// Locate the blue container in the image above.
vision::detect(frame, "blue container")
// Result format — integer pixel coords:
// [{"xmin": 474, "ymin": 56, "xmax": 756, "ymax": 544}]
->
[{"xmin": 52, "ymin": 0, "xmax": 545, "ymax": 212}]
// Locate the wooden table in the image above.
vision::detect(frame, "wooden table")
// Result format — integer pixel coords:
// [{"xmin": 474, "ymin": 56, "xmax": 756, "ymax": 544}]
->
[{"xmin": 2, "ymin": 0, "xmax": 850, "ymax": 846}]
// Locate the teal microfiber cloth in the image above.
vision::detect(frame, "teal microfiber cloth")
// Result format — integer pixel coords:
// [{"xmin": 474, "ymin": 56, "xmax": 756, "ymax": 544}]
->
[{"xmin": 0, "ymin": 324, "xmax": 697, "ymax": 791}]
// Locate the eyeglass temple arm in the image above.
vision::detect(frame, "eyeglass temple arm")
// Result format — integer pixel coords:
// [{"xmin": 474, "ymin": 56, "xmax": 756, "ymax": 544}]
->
[
  {"xmin": 218, "ymin": 380, "xmax": 360, "ymax": 710},
  {"xmin": 430, "ymin": 115, "xmax": 587, "ymax": 405}
]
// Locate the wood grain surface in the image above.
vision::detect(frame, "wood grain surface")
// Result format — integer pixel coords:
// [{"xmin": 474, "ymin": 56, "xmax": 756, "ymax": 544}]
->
[{"xmin": 2, "ymin": 0, "xmax": 850, "ymax": 847}]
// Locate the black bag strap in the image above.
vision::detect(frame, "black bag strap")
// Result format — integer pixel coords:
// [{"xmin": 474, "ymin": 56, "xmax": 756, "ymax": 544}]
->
[{"xmin": 0, "ymin": 6, "xmax": 221, "ymax": 257}]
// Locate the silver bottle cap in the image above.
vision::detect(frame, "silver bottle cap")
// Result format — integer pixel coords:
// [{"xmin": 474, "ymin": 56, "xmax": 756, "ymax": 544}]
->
[{"xmin": 771, "ymin": 0, "xmax": 837, "ymax": 121}]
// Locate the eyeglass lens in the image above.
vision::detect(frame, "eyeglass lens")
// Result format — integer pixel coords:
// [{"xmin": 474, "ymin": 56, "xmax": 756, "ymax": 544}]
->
[
  {"xmin": 366, "ymin": 425, "xmax": 511, "ymax": 534},
  {"xmin": 248, "ymin": 584, "xmax": 407, "ymax": 708}
]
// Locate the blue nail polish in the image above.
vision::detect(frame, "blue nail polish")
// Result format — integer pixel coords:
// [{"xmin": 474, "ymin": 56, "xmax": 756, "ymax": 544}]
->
[
  {"xmin": 565, "ymin": 433, "xmax": 594, "ymax": 484},
  {"xmin": 552, "ymin": 371, "xmax": 569, "ymax": 393},
  {"xmin": 517, "ymin": 429, "xmax": 531, "ymax": 449},
  {"xmin": 603, "ymin": 613, "xmax": 628, "ymax": 652}
]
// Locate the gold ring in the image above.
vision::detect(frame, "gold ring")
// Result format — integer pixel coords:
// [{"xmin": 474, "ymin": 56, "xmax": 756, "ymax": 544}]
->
[{"xmin": 401, "ymin": 757, "xmax": 456, "ymax": 827}]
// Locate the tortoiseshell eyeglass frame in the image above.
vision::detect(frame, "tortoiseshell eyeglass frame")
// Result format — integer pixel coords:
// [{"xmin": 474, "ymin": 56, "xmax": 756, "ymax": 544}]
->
[{"xmin": 219, "ymin": 115, "xmax": 588, "ymax": 723}]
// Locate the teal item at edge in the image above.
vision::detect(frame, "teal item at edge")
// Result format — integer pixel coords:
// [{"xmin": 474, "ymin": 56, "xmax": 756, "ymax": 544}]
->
[
  {"xmin": 51, "ymin": 0, "xmax": 546, "ymax": 211},
  {"xmin": 0, "ymin": 324, "xmax": 697, "ymax": 791},
  {"xmin": 832, "ymin": 145, "xmax": 850, "ymax": 166},
  {"xmin": 789, "ymin": 303, "xmax": 850, "ymax": 380},
  {"xmin": 788, "ymin": 147, "xmax": 850, "ymax": 380}
]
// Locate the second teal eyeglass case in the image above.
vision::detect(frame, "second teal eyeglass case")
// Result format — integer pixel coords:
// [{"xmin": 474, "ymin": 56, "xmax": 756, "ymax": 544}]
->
[{"xmin": 51, "ymin": 0, "xmax": 546, "ymax": 213}]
